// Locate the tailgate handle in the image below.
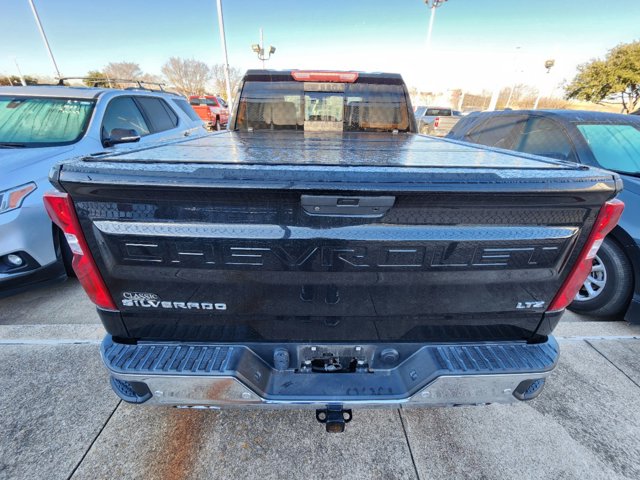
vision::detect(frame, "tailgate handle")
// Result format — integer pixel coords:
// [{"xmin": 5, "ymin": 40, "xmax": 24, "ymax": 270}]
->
[{"xmin": 301, "ymin": 195, "xmax": 395, "ymax": 217}]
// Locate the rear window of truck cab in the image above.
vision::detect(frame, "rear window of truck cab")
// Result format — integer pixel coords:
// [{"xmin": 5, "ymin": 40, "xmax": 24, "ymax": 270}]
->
[
  {"xmin": 235, "ymin": 80, "xmax": 411, "ymax": 133},
  {"xmin": 425, "ymin": 108, "xmax": 452, "ymax": 116}
]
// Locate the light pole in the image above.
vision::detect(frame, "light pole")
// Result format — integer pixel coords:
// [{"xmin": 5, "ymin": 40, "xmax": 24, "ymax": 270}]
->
[
  {"xmin": 487, "ymin": 86, "xmax": 500, "ymax": 112},
  {"xmin": 424, "ymin": 0, "xmax": 448, "ymax": 60},
  {"xmin": 12, "ymin": 57, "xmax": 27, "ymax": 86},
  {"xmin": 504, "ymin": 46, "xmax": 522, "ymax": 109},
  {"xmin": 215, "ymin": 0, "xmax": 233, "ymax": 112},
  {"xmin": 251, "ymin": 28, "xmax": 276, "ymax": 69},
  {"xmin": 533, "ymin": 59, "xmax": 555, "ymax": 110},
  {"xmin": 27, "ymin": 0, "xmax": 62, "ymax": 78}
]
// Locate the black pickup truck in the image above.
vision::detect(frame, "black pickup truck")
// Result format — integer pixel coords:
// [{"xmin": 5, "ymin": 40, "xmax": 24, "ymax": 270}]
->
[{"xmin": 45, "ymin": 70, "xmax": 623, "ymax": 432}]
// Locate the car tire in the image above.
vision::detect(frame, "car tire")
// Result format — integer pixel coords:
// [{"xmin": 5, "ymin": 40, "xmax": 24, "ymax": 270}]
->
[
  {"xmin": 59, "ymin": 230, "xmax": 76, "ymax": 278},
  {"xmin": 569, "ymin": 237, "xmax": 633, "ymax": 318}
]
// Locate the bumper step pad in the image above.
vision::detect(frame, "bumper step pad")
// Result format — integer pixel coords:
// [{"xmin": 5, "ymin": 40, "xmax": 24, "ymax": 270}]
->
[{"xmin": 102, "ymin": 336, "xmax": 559, "ymax": 407}]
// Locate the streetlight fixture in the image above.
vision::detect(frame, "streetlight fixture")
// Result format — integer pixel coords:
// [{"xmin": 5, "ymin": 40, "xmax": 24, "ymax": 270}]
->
[
  {"xmin": 424, "ymin": 0, "xmax": 448, "ymax": 59},
  {"xmin": 252, "ymin": 28, "xmax": 276, "ymax": 69},
  {"xmin": 533, "ymin": 58, "xmax": 556, "ymax": 109}
]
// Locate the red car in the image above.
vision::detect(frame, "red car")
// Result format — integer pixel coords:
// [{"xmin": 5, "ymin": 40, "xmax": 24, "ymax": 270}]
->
[{"xmin": 188, "ymin": 95, "xmax": 229, "ymax": 130}]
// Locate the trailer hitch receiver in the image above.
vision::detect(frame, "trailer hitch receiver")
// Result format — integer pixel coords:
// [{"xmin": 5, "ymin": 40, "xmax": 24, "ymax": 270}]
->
[{"xmin": 316, "ymin": 405, "xmax": 352, "ymax": 433}]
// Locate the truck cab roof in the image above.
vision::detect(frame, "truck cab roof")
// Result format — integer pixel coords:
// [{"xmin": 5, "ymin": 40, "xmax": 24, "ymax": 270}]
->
[{"xmin": 243, "ymin": 69, "xmax": 406, "ymax": 85}]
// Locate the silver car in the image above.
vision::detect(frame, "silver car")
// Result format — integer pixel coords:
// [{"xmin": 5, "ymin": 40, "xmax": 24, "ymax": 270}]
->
[{"xmin": 0, "ymin": 85, "xmax": 206, "ymax": 294}]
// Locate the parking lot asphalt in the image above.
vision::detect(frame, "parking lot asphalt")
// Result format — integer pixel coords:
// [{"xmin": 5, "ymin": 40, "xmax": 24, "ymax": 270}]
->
[{"xmin": 1, "ymin": 278, "xmax": 639, "ymax": 480}]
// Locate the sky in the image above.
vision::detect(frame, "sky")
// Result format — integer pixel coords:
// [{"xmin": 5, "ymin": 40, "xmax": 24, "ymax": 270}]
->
[{"xmin": 1, "ymin": 0, "xmax": 639, "ymax": 94}]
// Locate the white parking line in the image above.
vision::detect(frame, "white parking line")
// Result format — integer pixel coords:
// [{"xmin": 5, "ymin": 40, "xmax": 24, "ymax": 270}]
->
[
  {"xmin": 0, "ymin": 339, "xmax": 102, "ymax": 345},
  {"xmin": 557, "ymin": 335, "xmax": 640, "ymax": 342}
]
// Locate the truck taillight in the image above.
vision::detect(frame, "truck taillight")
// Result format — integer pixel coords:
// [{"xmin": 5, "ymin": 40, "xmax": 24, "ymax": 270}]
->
[
  {"xmin": 547, "ymin": 199, "xmax": 624, "ymax": 312},
  {"xmin": 291, "ymin": 71, "xmax": 359, "ymax": 83},
  {"xmin": 434, "ymin": 117, "xmax": 440, "ymax": 128},
  {"xmin": 43, "ymin": 192, "xmax": 117, "ymax": 311}
]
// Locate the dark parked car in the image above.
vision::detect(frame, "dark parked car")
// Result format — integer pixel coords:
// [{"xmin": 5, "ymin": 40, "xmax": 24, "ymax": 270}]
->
[{"xmin": 447, "ymin": 110, "xmax": 640, "ymax": 322}]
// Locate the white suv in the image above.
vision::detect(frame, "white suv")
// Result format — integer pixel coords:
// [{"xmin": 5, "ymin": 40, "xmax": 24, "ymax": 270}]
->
[{"xmin": 0, "ymin": 84, "xmax": 206, "ymax": 294}]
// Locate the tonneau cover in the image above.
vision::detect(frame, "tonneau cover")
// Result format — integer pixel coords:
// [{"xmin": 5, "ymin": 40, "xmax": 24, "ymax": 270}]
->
[
  {"xmin": 56, "ymin": 132, "xmax": 621, "ymax": 195},
  {"xmin": 84, "ymin": 131, "xmax": 585, "ymax": 169}
]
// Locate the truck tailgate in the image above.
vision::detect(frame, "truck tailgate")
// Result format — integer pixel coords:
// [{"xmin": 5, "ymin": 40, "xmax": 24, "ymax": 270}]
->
[{"xmin": 53, "ymin": 132, "xmax": 621, "ymax": 343}]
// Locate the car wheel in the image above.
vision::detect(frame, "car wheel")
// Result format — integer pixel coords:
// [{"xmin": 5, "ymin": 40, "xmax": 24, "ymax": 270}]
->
[
  {"xmin": 59, "ymin": 230, "xmax": 76, "ymax": 278},
  {"xmin": 569, "ymin": 237, "xmax": 632, "ymax": 317}
]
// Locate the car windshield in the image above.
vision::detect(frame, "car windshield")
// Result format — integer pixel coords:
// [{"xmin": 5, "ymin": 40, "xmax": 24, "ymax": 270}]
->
[
  {"xmin": 0, "ymin": 96, "xmax": 95, "ymax": 147},
  {"xmin": 576, "ymin": 123, "xmax": 640, "ymax": 175}
]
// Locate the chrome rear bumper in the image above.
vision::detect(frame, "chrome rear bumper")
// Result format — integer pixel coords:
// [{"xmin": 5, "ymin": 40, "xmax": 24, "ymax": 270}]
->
[{"xmin": 102, "ymin": 336, "xmax": 558, "ymax": 408}]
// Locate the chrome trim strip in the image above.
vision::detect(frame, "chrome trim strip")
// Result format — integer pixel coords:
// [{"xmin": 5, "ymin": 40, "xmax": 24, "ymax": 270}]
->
[{"xmin": 95, "ymin": 220, "xmax": 578, "ymax": 242}]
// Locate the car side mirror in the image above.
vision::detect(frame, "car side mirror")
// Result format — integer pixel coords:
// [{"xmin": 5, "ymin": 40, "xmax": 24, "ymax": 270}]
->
[{"xmin": 103, "ymin": 128, "xmax": 141, "ymax": 147}]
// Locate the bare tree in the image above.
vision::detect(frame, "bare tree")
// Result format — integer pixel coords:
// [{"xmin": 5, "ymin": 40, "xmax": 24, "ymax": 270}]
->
[
  {"xmin": 161, "ymin": 57, "xmax": 211, "ymax": 96},
  {"xmin": 458, "ymin": 84, "xmax": 569, "ymax": 111},
  {"xmin": 103, "ymin": 62, "xmax": 144, "ymax": 85},
  {"xmin": 140, "ymin": 73, "xmax": 163, "ymax": 84},
  {"xmin": 450, "ymin": 89, "xmax": 463, "ymax": 109},
  {"xmin": 507, "ymin": 84, "xmax": 538, "ymax": 108},
  {"xmin": 211, "ymin": 64, "xmax": 243, "ymax": 100},
  {"xmin": 459, "ymin": 92, "xmax": 489, "ymax": 111}
]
